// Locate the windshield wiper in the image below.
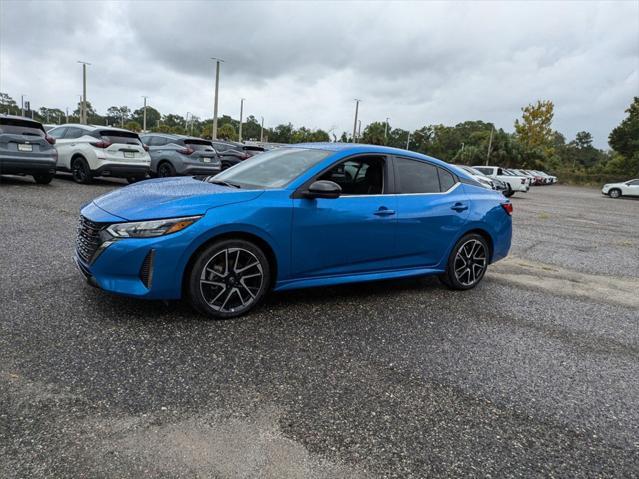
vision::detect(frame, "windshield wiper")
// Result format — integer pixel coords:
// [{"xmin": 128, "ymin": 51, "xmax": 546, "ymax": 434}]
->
[{"xmin": 207, "ymin": 178, "xmax": 241, "ymax": 189}]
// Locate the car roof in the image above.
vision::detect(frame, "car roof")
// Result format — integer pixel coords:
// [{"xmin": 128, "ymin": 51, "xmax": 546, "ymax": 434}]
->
[
  {"xmin": 51, "ymin": 123, "xmax": 136, "ymax": 133},
  {"xmin": 289, "ymin": 142, "xmax": 455, "ymax": 170},
  {"xmin": 0, "ymin": 114, "xmax": 43, "ymax": 124},
  {"xmin": 145, "ymin": 132, "xmax": 209, "ymax": 141}
]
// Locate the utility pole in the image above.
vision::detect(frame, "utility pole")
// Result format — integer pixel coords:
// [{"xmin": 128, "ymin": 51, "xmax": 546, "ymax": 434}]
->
[
  {"xmin": 260, "ymin": 116, "xmax": 264, "ymax": 142},
  {"xmin": 78, "ymin": 61, "xmax": 90, "ymax": 124},
  {"xmin": 461, "ymin": 142, "xmax": 465, "ymax": 163},
  {"xmin": 238, "ymin": 98, "xmax": 245, "ymax": 142},
  {"xmin": 210, "ymin": 57, "xmax": 224, "ymax": 139},
  {"xmin": 142, "ymin": 96, "xmax": 148, "ymax": 132},
  {"xmin": 406, "ymin": 131, "xmax": 411, "ymax": 150},
  {"xmin": 358, "ymin": 120, "xmax": 362, "ymax": 142},
  {"xmin": 384, "ymin": 117, "xmax": 390, "ymax": 143},
  {"xmin": 21, "ymin": 95, "xmax": 25, "ymax": 117},
  {"xmin": 66, "ymin": 107, "xmax": 69, "ymax": 123},
  {"xmin": 352, "ymin": 99, "xmax": 361, "ymax": 143},
  {"xmin": 485, "ymin": 127, "xmax": 494, "ymax": 165}
]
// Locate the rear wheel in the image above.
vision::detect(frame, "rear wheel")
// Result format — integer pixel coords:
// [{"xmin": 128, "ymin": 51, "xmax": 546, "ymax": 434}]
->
[
  {"xmin": 187, "ymin": 239, "xmax": 271, "ymax": 319},
  {"xmin": 157, "ymin": 161, "xmax": 176, "ymax": 178},
  {"xmin": 71, "ymin": 157, "xmax": 93, "ymax": 184},
  {"xmin": 126, "ymin": 176, "xmax": 144, "ymax": 184},
  {"xmin": 503, "ymin": 184, "xmax": 514, "ymax": 197},
  {"xmin": 33, "ymin": 174, "xmax": 53, "ymax": 185},
  {"xmin": 439, "ymin": 233, "xmax": 489, "ymax": 290},
  {"xmin": 609, "ymin": 188, "xmax": 621, "ymax": 199}
]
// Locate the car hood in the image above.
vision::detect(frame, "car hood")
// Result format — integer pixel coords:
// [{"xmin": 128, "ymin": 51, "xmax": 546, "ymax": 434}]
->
[{"xmin": 93, "ymin": 177, "xmax": 264, "ymax": 221}]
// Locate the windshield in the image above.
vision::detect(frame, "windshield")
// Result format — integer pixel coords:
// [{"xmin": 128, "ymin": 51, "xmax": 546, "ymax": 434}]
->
[
  {"xmin": 212, "ymin": 148, "xmax": 331, "ymax": 189},
  {"xmin": 98, "ymin": 130, "xmax": 142, "ymax": 146}
]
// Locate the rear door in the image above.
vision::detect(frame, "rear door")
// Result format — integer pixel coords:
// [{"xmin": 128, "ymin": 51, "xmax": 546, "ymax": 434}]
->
[{"xmin": 393, "ymin": 157, "xmax": 469, "ymax": 268}]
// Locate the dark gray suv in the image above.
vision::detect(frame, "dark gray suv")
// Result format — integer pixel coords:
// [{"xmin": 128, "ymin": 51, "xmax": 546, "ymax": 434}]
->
[
  {"xmin": 0, "ymin": 115, "xmax": 58, "ymax": 184},
  {"xmin": 140, "ymin": 134, "xmax": 222, "ymax": 177}
]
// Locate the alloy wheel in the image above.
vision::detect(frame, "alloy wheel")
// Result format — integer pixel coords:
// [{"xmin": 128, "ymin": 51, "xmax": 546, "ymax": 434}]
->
[
  {"xmin": 158, "ymin": 164, "xmax": 172, "ymax": 177},
  {"xmin": 199, "ymin": 247, "xmax": 264, "ymax": 314},
  {"xmin": 610, "ymin": 189, "xmax": 621, "ymax": 198},
  {"xmin": 72, "ymin": 161, "xmax": 87, "ymax": 182},
  {"xmin": 453, "ymin": 239, "xmax": 487, "ymax": 287}
]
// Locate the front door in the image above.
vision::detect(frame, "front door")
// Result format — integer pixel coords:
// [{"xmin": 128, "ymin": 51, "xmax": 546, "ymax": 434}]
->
[{"xmin": 291, "ymin": 156, "xmax": 397, "ymax": 278}]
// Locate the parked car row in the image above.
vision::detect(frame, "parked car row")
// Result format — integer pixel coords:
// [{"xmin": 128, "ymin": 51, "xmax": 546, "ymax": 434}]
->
[
  {"xmin": 0, "ymin": 115, "xmax": 265, "ymax": 184},
  {"xmin": 602, "ymin": 179, "xmax": 639, "ymax": 199},
  {"xmin": 469, "ymin": 166, "xmax": 557, "ymax": 197}
]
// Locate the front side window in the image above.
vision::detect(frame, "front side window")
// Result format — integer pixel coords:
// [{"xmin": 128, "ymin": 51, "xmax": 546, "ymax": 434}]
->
[
  {"xmin": 64, "ymin": 127, "xmax": 86, "ymax": 139},
  {"xmin": 213, "ymin": 148, "xmax": 331, "ymax": 189},
  {"xmin": 628, "ymin": 180, "xmax": 639, "ymax": 186},
  {"xmin": 395, "ymin": 158, "xmax": 440, "ymax": 194},
  {"xmin": 48, "ymin": 127, "xmax": 67, "ymax": 139},
  {"xmin": 318, "ymin": 157, "xmax": 385, "ymax": 195}
]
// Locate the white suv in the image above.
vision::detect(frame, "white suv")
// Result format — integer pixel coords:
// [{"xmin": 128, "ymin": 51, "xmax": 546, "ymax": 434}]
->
[
  {"xmin": 472, "ymin": 166, "xmax": 529, "ymax": 196},
  {"xmin": 48, "ymin": 124, "xmax": 151, "ymax": 184}
]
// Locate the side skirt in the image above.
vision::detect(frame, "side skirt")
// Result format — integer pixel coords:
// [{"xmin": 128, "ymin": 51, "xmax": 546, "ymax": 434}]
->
[{"xmin": 273, "ymin": 266, "xmax": 446, "ymax": 292}]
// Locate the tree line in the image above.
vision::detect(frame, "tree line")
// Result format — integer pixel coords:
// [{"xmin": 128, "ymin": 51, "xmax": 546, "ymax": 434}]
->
[{"xmin": 1, "ymin": 92, "xmax": 636, "ymax": 182}]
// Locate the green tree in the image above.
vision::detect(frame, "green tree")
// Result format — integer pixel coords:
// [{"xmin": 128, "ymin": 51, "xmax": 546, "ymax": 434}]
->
[
  {"xmin": 270, "ymin": 123, "xmax": 294, "ymax": 143},
  {"xmin": 607, "ymin": 97, "xmax": 639, "ymax": 176},
  {"xmin": 0, "ymin": 92, "xmax": 19, "ymax": 115},
  {"xmin": 132, "ymin": 106, "xmax": 161, "ymax": 130},
  {"xmin": 217, "ymin": 123, "xmax": 237, "ymax": 141},
  {"xmin": 514, "ymin": 100, "xmax": 555, "ymax": 156},
  {"xmin": 361, "ymin": 122, "xmax": 387, "ymax": 145},
  {"xmin": 124, "ymin": 120, "xmax": 141, "ymax": 132},
  {"xmin": 574, "ymin": 131, "xmax": 593, "ymax": 149}
]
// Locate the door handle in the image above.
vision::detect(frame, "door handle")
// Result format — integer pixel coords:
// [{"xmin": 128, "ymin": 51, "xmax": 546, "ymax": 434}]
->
[
  {"xmin": 374, "ymin": 207, "xmax": 396, "ymax": 217},
  {"xmin": 451, "ymin": 202, "xmax": 468, "ymax": 212}
]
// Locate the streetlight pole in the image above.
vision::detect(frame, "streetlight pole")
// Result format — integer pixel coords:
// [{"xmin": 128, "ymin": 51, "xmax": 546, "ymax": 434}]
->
[
  {"xmin": 66, "ymin": 107, "xmax": 69, "ymax": 123},
  {"xmin": 485, "ymin": 127, "xmax": 494, "ymax": 166},
  {"xmin": 352, "ymin": 99, "xmax": 360, "ymax": 143},
  {"xmin": 142, "ymin": 96, "xmax": 148, "ymax": 132},
  {"xmin": 358, "ymin": 119, "xmax": 362, "ymax": 142},
  {"xmin": 21, "ymin": 95, "xmax": 25, "ymax": 117},
  {"xmin": 238, "ymin": 98, "xmax": 245, "ymax": 143},
  {"xmin": 260, "ymin": 116, "xmax": 264, "ymax": 142},
  {"xmin": 210, "ymin": 57, "xmax": 224, "ymax": 140},
  {"xmin": 77, "ymin": 61, "xmax": 90, "ymax": 124},
  {"xmin": 406, "ymin": 131, "xmax": 411, "ymax": 150},
  {"xmin": 384, "ymin": 117, "xmax": 390, "ymax": 143}
]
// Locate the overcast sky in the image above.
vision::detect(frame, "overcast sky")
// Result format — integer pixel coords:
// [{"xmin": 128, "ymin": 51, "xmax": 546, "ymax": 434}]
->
[{"xmin": 1, "ymin": 0, "xmax": 637, "ymax": 147}]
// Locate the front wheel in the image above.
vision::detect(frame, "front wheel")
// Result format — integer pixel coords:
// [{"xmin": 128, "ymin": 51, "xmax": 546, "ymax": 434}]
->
[
  {"xmin": 609, "ymin": 188, "xmax": 621, "ymax": 199},
  {"xmin": 187, "ymin": 239, "xmax": 271, "ymax": 319},
  {"xmin": 439, "ymin": 233, "xmax": 489, "ymax": 290},
  {"xmin": 503, "ymin": 185, "xmax": 514, "ymax": 198}
]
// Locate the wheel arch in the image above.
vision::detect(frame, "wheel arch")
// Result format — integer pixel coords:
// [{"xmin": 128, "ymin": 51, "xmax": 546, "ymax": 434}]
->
[
  {"xmin": 459, "ymin": 227, "xmax": 495, "ymax": 263},
  {"xmin": 181, "ymin": 230, "xmax": 279, "ymax": 297}
]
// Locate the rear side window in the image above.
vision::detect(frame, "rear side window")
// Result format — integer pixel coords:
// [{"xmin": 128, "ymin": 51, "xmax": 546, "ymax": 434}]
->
[
  {"xmin": 213, "ymin": 142, "xmax": 230, "ymax": 151},
  {"xmin": 98, "ymin": 130, "xmax": 141, "ymax": 146},
  {"xmin": 0, "ymin": 118, "xmax": 45, "ymax": 137},
  {"xmin": 438, "ymin": 168, "xmax": 456, "ymax": 191},
  {"xmin": 185, "ymin": 139, "xmax": 215, "ymax": 151},
  {"xmin": 395, "ymin": 158, "xmax": 440, "ymax": 194}
]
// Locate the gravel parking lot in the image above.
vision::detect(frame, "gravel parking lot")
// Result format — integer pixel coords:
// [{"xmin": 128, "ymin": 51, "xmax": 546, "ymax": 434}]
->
[{"xmin": 1, "ymin": 175, "xmax": 638, "ymax": 478}]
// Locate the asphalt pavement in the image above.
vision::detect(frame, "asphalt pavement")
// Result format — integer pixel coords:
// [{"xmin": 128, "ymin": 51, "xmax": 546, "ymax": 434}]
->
[{"xmin": 1, "ymin": 175, "xmax": 638, "ymax": 478}]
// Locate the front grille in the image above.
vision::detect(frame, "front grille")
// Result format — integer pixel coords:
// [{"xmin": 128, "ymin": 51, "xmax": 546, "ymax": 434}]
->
[{"xmin": 76, "ymin": 216, "xmax": 107, "ymax": 263}]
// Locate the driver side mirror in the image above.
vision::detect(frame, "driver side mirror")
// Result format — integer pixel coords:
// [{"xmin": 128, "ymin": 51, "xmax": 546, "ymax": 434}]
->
[{"xmin": 304, "ymin": 180, "xmax": 341, "ymax": 199}]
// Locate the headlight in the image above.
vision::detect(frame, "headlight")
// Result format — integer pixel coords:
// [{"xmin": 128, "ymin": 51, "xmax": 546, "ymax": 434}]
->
[{"xmin": 107, "ymin": 215, "xmax": 202, "ymax": 238}]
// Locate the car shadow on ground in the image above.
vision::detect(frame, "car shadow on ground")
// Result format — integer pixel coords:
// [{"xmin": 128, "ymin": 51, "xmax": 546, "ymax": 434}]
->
[
  {"xmin": 0, "ymin": 174, "xmax": 43, "ymax": 186},
  {"xmin": 82, "ymin": 274, "xmax": 441, "ymax": 325},
  {"xmin": 54, "ymin": 173, "xmax": 128, "ymax": 186}
]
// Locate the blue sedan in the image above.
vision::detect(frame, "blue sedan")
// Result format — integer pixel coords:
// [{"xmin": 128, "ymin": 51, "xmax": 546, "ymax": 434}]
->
[{"xmin": 75, "ymin": 143, "xmax": 512, "ymax": 318}]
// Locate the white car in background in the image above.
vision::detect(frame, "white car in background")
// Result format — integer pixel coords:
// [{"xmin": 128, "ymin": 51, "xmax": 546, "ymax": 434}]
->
[
  {"xmin": 48, "ymin": 124, "xmax": 151, "ymax": 184},
  {"xmin": 472, "ymin": 166, "xmax": 529, "ymax": 196},
  {"xmin": 602, "ymin": 179, "xmax": 639, "ymax": 199}
]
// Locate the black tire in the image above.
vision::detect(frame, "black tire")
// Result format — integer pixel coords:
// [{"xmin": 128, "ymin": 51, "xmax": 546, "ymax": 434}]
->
[
  {"xmin": 439, "ymin": 233, "xmax": 489, "ymax": 290},
  {"xmin": 221, "ymin": 161, "xmax": 232, "ymax": 171},
  {"xmin": 503, "ymin": 185, "xmax": 514, "ymax": 198},
  {"xmin": 187, "ymin": 239, "xmax": 271, "ymax": 319},
  {"xmin": 157, "ymin": 161, "xmax": 176, "ymax": 178},
  {"xmin": 126, "ymin": 176, "xmax": 144, "ymax": 184},
  {"xmin": 71, "ymin": 157, "xmax": 93, "ymax": 184},
  {"xmin": 33, "ymin": 174, "xmax": 53, "ymax": 185},
  {"xmin": 609, "ymin": 188, "xmax": 622, "ymax": 199}
]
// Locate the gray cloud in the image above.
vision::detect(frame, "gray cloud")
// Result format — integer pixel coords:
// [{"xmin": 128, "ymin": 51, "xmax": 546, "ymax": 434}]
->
[{"xmin": 1, "ymin": 0, "xmax": 637, "ymax": 147}]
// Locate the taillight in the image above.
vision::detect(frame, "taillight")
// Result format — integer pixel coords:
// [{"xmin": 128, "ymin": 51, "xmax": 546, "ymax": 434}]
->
[
  {"xmin": 178, "ymin": 147, "xmax": 195, "ymax": 155},
  {"xmin": 45, "ymin": 134, "xmax": 56, "ymax": 145},
  {"xmin": 90, "ymin": 140, "xmax": 112, "ymax": 148},
  {"xmin": 501, "ymin": 203, "xmax": 513, "ymax": 216}
]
